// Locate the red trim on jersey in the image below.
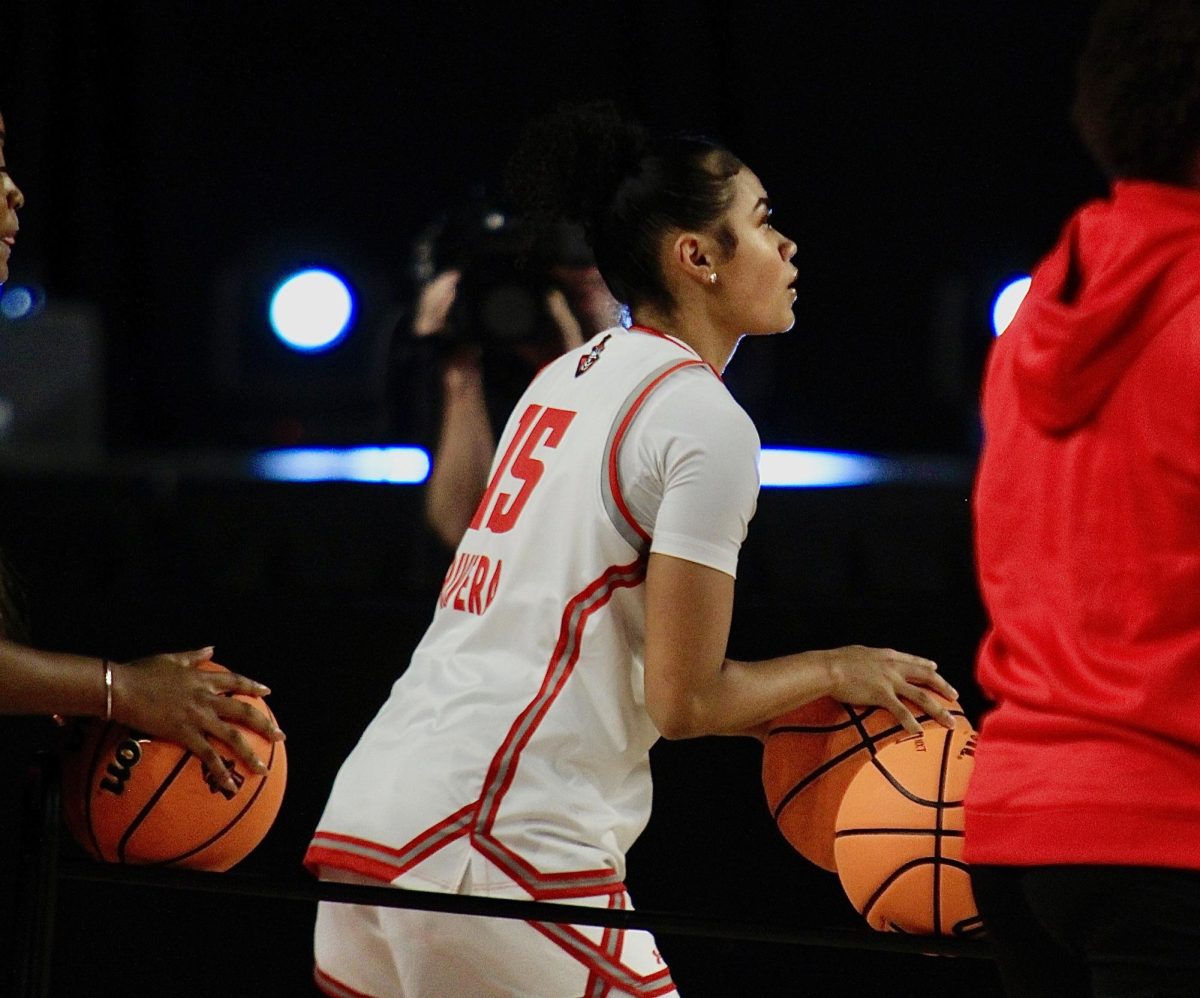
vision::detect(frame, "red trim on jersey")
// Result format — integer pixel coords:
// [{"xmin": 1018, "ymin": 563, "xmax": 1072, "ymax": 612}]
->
[
  {"xmin": 606, "ymin": 360, "xmax": 705, "ymax": 546},
  {"xmin": 474, "ymin": 832, "xmax": 625, "ymax": 900},
  {"xmin": 475, "ymin": 559, "xmax": 647, "ymax": 834},
  {"xmin": 314, "ymin": 964, "xmax": 378, "ymax": 998},
  {"xmin": 629, "ymin": 324, "xmax": 722, "ymax": 380},
  {"xmin": 609, "ymin": 891, "xmax": 628, "ymax": 964},
  {"xmin": 470, "ymin": 556, "xmax": 646, "ymax": 899},
  {"xmin": 529, "ymin": 918, "xmax": 677, "ymax": 996},
  {"xmin": 304, "ymin": 845, "xmax": 404, "ymax": 885},
  {"xmin": 584, "ymin": 893, "xmax": 627, "ymax": 998},
  {"xmin": 309, "ymin": 559, "xmax": 647, "ymax": 902},
  {"xmin": 305, "ymin": 803, "xmax": 476, "ymax": 879}
]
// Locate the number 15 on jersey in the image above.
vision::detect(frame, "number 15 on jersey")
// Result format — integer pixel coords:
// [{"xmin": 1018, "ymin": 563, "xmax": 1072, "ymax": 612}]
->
[{"xmin": 469, "ymin": 404, "xmax": 577, "ymax": 535}]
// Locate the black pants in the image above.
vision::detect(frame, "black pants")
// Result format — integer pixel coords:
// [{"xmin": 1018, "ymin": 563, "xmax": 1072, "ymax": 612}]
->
[{"xmin": 971, "ymin": 864, "xmax": 1200, "ymax": 998}]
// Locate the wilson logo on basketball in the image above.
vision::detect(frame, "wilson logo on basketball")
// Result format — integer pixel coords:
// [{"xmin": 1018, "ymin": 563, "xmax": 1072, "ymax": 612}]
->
[
  {"xmin": 204, "ymin": 758, "xmax": 246, "ymax": 800},
  {"xmin": 98, "ymin": 735, "xmax": 145, "ymax": 796}
]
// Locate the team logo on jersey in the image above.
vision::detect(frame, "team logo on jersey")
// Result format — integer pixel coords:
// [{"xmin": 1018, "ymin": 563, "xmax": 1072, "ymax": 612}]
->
[{"xmin": 574, "ymin": 334, "xmax": 612, "ymax": 377}]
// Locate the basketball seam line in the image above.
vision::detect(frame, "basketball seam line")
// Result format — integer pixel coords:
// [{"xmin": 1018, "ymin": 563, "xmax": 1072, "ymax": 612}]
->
[
  {"xmin": 117, "ymin": 749, "xmax": 194, "ymax": 863},
  {"xmin": 770, "ymin": 709, "xmax": 966, "ymax": 819},
  {"xmin": 165, "ymin": 735, "xmax": 279, "ymax": 867},
  {"xmin": 113, "ymin": 719, "xmax": 280, "ymax": 866}
]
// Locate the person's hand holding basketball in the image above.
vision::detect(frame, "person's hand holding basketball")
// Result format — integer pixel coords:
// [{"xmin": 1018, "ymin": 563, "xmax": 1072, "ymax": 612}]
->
[
  {"xmin": 110, "ymin": 647, "xmax": 284, "ymax": 792},
  {"xmin": 823, "ymin": 645, "xmax": 958, "ymax": 735},
  {"xmin": 63, "ymin": 655, "xmax": 288, "ymax": 870}
]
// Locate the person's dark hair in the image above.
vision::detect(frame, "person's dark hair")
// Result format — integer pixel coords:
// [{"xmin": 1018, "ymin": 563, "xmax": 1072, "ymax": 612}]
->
[
  {"xmin": 1073, "ymin": 0, "xmax": 1200, "ymax": 184},
  {"xmin": 504, "ymin": 100, "xmax": 742, "ymax": 314}
]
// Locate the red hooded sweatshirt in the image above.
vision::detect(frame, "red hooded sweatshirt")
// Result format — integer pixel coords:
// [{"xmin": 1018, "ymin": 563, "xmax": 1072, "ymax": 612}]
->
[{"xmin": 965, "ymin": 181, "xmax": 1200, "ymax": 869}]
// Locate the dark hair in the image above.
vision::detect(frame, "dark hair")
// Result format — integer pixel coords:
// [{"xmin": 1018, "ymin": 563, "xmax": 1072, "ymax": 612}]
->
[
  {"xmin": 504, "ymin": 101, "xmax": 743, "ymax": 314},
  {"xmin": 1073, "ymin": 0, "xmax": 1200, "ymax": 183}
]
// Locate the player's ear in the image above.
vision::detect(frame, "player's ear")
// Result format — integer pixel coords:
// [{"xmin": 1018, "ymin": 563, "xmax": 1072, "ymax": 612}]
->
[{"xmin": 667, "ymin": 232, "xmax": 715, "ymax": 290}]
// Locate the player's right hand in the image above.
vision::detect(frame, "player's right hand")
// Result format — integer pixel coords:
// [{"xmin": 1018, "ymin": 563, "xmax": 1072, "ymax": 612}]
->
[{"xmin": 824, "ymin": 645, "xmax": 958, "ymax": 736}]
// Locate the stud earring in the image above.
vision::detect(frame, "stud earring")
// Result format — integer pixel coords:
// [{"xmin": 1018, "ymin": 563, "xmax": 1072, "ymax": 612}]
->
[{"xmin": 708, "ymin": 272, "xmax": 718, "ymax": 285}]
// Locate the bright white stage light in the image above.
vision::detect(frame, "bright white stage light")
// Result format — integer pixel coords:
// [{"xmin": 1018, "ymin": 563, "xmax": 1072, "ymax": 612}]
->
[
  {"xmin": 251, "ymin": 446, "xmax": 431, "ymax": 484},
  {"xmin": 268, "ymin": 268, "xmax": 355, "ymax": 352},
  {"xmin": 758, "ymin": 448, "xmax": 886, "ymax": 488},
  {"xmin": 991, "ymin": 275, "xmax": 1032, "ymax": 336}
]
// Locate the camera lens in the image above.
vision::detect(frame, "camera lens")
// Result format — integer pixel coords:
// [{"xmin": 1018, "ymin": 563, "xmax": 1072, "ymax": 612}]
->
[{"xmin": 478, "ymin": 283, "xmax": 541, "ymax": 343}]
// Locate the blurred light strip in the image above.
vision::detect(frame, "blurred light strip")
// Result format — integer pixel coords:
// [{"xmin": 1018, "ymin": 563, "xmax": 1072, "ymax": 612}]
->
[
  {"xmin": 251, "ymin": 446, "xmax": 431, "ymax": 484},
  {"xmin": 759, "ymin": 448, "xmax": 886, "ymax": 488},
  {"xmin": 252, "ymin": 446, "xmax": 893, "ymax": 489}
]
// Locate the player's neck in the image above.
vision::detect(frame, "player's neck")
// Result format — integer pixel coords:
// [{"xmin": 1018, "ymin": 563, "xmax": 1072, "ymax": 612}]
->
[{"xmin": 631, "ymin": 304, "xmax": 739, "ymax": 373}]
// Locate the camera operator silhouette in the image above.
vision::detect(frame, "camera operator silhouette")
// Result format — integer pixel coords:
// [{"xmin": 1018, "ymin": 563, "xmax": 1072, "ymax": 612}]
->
[{"xmin": 388, "ymin": 195, "xmax": 619, "ymax": 547}]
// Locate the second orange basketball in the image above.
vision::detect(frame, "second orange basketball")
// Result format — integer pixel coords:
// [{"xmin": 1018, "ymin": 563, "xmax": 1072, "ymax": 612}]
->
[{"xmin": 833, "ymin": 721, "xmax": 983, "ymax": 936}]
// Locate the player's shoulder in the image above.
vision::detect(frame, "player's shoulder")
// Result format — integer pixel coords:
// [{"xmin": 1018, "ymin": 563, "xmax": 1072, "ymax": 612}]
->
[
  {"xmin": 633, "ymin": 364, "xmax": 760, "ymax": 461},
  {"xmin": 653, "ymin": 357, "xmax": 752, "ymax": 415}
]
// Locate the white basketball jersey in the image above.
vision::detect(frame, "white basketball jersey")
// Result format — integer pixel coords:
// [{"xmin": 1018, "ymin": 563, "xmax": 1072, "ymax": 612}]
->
[{"xmin": 307, "ymin": 325, "xmax": 758, "ymax": 902}]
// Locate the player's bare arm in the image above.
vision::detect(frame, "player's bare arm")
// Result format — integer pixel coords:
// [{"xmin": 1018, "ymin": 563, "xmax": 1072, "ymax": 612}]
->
[{"xmin": 643, "ymin": 552, "xmax": 958, "ymax": 740}]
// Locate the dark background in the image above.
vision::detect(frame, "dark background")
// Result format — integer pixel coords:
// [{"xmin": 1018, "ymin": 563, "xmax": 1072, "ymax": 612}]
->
[
  {"xmin": 1, "ymin": 0, "xmax": 1105, "ymax": 456},
  {"xmin": 0, "ymin": 1, "xmax": 1107, "ymax": 995}
]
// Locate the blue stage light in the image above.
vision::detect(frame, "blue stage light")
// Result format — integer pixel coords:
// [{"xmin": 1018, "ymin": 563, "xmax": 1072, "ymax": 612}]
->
[
  {"xmin": 251, "ymin": 446, "xmax": 431, "ymax": 484},
  {"xmin": 991, "ymin": 275, "xmax": 1031, "ymax": 336},
  {"xmin": 268, "ymin": 268, "xmax": 355, "ymax": 352},
  {"xmin": 0, "ymin": 284, "xmax": 42, "ymax": 320},
  {"xmin": 252, "ymin": 447, "xmax": 896, "ymax": 489}
]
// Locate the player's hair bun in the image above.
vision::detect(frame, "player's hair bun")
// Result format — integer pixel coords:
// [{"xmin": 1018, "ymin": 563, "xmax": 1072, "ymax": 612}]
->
[
  {"xmin": 503, "ymin": 100, "xmax": 740, "ymax": 312},
  {"xmin": 505, "ymin": 100, "xmax": 650, "ymax": 234}
]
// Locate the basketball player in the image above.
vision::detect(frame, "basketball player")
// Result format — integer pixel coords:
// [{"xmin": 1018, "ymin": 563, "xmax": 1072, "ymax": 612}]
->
[
  {"xmin": 308, "ymin": 101, "xmax": 957, "ymax": 998},
  {"xmin": 965, "ymin": 3, "xmax": 1200, "ymax": 995},
  {"xmin": 0, "ymin": 109, "xmax": 283, "ymax": 789}
]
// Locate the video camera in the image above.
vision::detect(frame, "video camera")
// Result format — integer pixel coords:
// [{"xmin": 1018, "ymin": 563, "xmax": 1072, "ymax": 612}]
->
[{"xmin": 411, "ymin": 195, "xmax": 594, "ymax": 349}]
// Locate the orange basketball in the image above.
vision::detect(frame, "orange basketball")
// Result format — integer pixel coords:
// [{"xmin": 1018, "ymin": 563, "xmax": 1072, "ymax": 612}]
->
[
  {"xmin": 833, "ymin": 722, "xmax": 983, "ymax": 936},
  {"xmin": 762, "ymin": 693, "xmax": 965, "ymax": 871},
  {"xmin": 60, "ymin": 661, "xmax": 287, "ymax": 871}
]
